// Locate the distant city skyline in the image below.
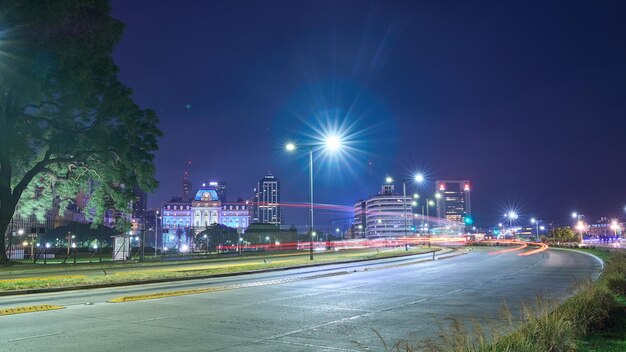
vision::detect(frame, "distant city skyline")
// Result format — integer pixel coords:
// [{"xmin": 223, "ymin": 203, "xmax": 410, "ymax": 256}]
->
[{"xmin": 111, "ymin": 0, "xmax": 626, "ymax": 226}]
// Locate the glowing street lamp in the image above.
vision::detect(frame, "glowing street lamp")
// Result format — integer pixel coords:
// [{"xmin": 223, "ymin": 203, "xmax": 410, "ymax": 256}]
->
[
  {"xmin": 286, "ymin": 135, "xmax": 344, "ymax": 260},
  {"xmin": 530, "ymin": 217, "xmax": 540, "ymax": 240},
  {"xmin": 389, "ymin": 173, "xmax": 426, "ymax": 251},
  {"xmin": 506, "ymin": 212, "xmax": 518, "ymax": 238},
  {"xmin": 576, "ymin": 220, "xmax": 586, "ymax": 245},
  {"xmin": 610, "ymin": 220, "xmax": 620, "ymax": 236}
]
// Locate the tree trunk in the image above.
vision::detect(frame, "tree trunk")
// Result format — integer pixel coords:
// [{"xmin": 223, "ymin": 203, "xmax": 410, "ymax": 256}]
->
[{"xmin": 0, "ymin": 206, "xmax": 14, "ymax": 265}]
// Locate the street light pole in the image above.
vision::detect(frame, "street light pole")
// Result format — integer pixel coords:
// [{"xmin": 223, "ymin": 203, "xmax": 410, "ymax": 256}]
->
[
  {"xmin": 286, "ymin": 136, "xmax": 342, "ymax": 260},
  {"xmin": 309, "ymin": 145, "xmax": 314, "ymax": 260},
  {"xmin": 402, "ymin": 180, "xmax": 408, "ymax": 251}
]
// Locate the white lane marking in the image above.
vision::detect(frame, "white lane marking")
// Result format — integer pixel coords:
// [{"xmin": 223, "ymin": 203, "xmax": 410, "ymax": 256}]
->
[
  {"xmin": 208, "ymin": 298, "xmax": 429, "ymax": 351},
  {"xmin": 9, "ymin": 332, "xmax": 64, "ymax": 342}
]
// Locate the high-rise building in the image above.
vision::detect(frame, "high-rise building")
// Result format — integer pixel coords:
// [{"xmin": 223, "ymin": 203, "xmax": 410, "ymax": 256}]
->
[
  {"xmin": 182, "ymin": 161, "xmax": 193, "ymax": 201},
  {"xmin": 208, "ymin": 181, "xmax": 227, "ymax": 202},
  {"xmin": 253, "ymin": 173, "xmax": 281, "ymax": 225},
  {"xmin": 435, "ymin": 180, "xmax": 471, "ymax": 223},
  {"xmin": 131, "ymin": 188, "xmax": 147, "ymax": 219}
]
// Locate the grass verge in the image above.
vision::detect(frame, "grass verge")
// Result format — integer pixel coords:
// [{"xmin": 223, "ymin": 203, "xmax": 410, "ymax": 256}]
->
[
  {"xmin": 0, "ymin": 247, "xmax": 438, "ymax": 292},
  {"xmin": 395, "ymin": 250, "xmax": 626, "ymax": 352}
]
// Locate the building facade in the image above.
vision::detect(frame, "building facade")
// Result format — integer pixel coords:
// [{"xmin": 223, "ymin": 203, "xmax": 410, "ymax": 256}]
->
[
  {"xmin": 162, "ymin": 197, "xmax": 192, "ymax": 231},
  {"xmin": 353, "ymin": 200, "xmax": 367, "ymax": 237},
  {"xmin": 220, "ymin": 203, "xmax": 252, "ymax": 229},
  {"xmin": 191, "ymin": 186, "xmax": 222, "ymax": 232},
  {"xmin": 435, "ymin": 180, "xmax": 471, "ymax": 223},
  {"xmin": 355, "ymin": 184, "xmax": 412, "ymax": 238},
  {"xmin": 253, "ymin": 173, "xmax": 281, "ymax": 225}
]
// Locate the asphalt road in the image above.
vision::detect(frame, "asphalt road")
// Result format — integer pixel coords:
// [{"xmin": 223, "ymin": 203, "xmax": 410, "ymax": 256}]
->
[{"xmin": 0, "ymin": 247, "xmax": 601, "ymax": 351}]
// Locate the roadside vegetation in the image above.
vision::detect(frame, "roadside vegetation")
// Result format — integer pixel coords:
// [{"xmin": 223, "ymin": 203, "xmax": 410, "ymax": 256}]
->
[
  {"xmin": 0, "ymin": 247, "xmax": 438, "ymax": 291},
  {"xmin": 385, "ymin": 249, "xmax": 626, "ymax": 352}
]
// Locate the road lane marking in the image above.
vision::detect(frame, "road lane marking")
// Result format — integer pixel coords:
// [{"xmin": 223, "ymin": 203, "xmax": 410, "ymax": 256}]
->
[
  {"xmin": 0, "ymin": 304, "xmax": 64, "ymax": 316},
  {"xmin": 226, "ymin": 298, "xmax": 429, "ymax": 350},
  {"xmin": 9, "ymin": 332, "xmax": 65, "ymax": 342},
  {"xmin": 108, "ymin": 271, "xmax": 350, "ymax": 303}
]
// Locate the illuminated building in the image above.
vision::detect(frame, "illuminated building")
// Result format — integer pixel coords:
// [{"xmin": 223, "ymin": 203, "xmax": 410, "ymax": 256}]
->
[
  {"xmin": 191, "ymin": 185, "xmax": 222, "ymax": 232},
  {"xmin": 353, "ymin": 200, "xmax": 366, "ymax": 237},
  {"xmin": 357, "ymin": 183, "xmax": 412, "ymax": 238},
  {"xmin": 207, "ymin": 181, "xmax": 227, "ymax": 202},
  {"xmin": 161, "ymin": 197, "xmax": 193, "ymax": 249},
  {"xmin": 435, "ymin": 180, "xmax": 471, "ymax": 223},
  {"xmin": 220, "ymin": 202, "xmax": 251, "ymax": 229},
  {"xmin": 253, "ymin": 173, "xmax": 281, "ymax": 225}
]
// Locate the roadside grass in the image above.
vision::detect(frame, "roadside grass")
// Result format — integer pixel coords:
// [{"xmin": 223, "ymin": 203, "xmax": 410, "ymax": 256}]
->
[
  {"xmin": 0, "ymin": 247, "xmax": 438, "ymax": 291},
  {"xmin": 397, "ymin": 250, "xmax": 626, "ymax": 352}
]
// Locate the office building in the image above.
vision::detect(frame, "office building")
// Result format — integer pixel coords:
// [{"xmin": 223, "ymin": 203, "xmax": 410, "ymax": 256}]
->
[
  {"xmin": 435, "ymin": 180, "xmax": 471, "ymax": 223},
  {"xmin": 207, "ymin": 181, "xmax": 227, "ymax": 202},
  {"xmin": 353, "ymin": 200, "xmax": 366, "ymax": 237},
  {"xmin": 355, "ymin": 183, "xmax": 412, "ymax": 238},
  {"xmin": 253, "ymin": 173, "xmax": 281, "ymax": 225},
  {"xmin": 182, "ymin": 161, "xmax": 193, "ymax": 201}
]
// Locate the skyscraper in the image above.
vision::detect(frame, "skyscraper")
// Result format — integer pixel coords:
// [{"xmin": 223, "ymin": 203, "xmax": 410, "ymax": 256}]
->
[
  {"xmin": 182, "ymin": 161, "xmax": 193, "ymax": 201},
  {"xmin": 208, "ymin": 181, "xmax": 227, "ymax": 202},
  {"xmin": 253, "ymin": 173, "xmax": 281, "ymax": 225},
  {"xmin": 435, "ymin": 180, "xmax": 471, "ymax": 223}
]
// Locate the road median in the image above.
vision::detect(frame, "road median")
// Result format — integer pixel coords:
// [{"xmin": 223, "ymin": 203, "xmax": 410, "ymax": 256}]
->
[{"xmin": 0, "ymin": 246, "xmax": 449, "ymax": 296}]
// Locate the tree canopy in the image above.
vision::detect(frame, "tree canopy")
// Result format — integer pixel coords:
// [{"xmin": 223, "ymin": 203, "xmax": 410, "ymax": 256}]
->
[{"xmin": 0, "ymin": 0, "xmax": 161, "ymax": 264}]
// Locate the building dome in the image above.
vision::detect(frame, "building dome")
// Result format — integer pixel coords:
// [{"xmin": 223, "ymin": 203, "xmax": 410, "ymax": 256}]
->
[{"xmin": 194, "ymin": 187, "xmax": 219, "ymax": 202}]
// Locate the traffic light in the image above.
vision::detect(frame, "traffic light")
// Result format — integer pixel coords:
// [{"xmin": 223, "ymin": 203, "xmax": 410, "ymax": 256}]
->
[{"xmin": 464, "ymin": 216, "xmax": 473, "ymax": 225}]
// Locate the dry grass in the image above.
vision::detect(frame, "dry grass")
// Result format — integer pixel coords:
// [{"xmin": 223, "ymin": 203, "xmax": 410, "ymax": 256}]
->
[{"xmin": 397, "ymin": 250, "xmax": 626, "ymax": 352}]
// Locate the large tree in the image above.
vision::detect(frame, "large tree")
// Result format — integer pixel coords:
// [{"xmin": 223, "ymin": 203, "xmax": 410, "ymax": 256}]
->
[{"xmin": 0, "ymin": 0, "xmax": 161, "ymax": 264}]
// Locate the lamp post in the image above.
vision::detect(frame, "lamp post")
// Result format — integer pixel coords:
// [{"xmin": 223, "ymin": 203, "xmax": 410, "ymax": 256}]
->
[
  {"xmin": 388, "ymin": 173, "xmax": 424, "ymax": 251},
  {"xmin": 286, "ymin": 135, "xmax": 342, "ymax": 260},
  {"xmin": 426, "ymin": 199, "xmax": 435, "ymax": 234},
  {"xmin": 572, "ymin": 212, "xmax": 585, "ymax": 244},
  {"xmin": 530, "ymin": 218, "xmax": 540, "ymax": 241},
  {"xmin": 611, "ymin": 220, "xmax": 620, "ymax": 237},
  {"xmin": 576, "ymin": 220, "xmax": 586, "ymax": 245},
  {"xmin": 506, "ymin": 211, "xmax": 518, "ymax": 239}
]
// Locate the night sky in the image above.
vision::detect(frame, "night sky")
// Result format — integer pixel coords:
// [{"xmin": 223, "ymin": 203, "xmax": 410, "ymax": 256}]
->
[{"xmin": 111, "ymin": 0, "xmax": 626, "ymax": 227}]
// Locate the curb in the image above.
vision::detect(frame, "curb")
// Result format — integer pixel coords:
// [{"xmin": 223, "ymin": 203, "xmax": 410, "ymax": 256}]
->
[
  {"xmin": 0, "ymin": 248, "xmax": 446, "ymax": 297},
  {"xmin": 551, "ymin": 247, "xmax": 605, "ymax": 281}
]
